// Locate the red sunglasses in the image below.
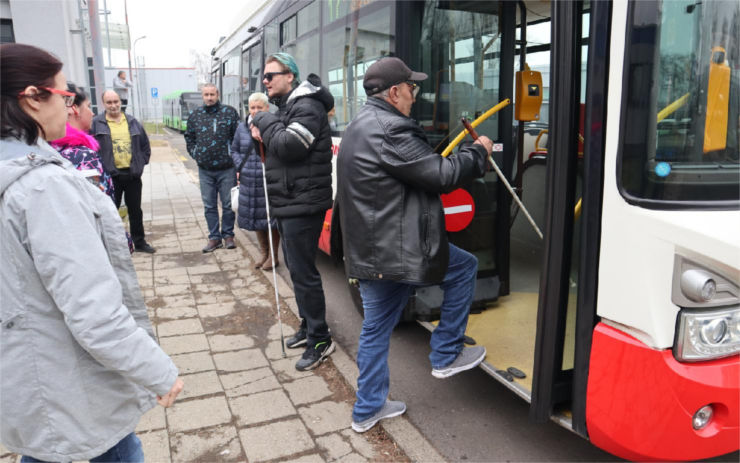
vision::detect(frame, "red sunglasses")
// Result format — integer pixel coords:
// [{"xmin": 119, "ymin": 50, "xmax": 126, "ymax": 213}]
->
[{"xmin": 18, "ymin": 87, "xmax": 76, "ymax": 107}]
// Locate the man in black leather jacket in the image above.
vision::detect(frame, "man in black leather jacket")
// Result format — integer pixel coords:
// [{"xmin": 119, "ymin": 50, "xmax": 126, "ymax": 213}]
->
[
  {"xmin": 330, "ymin": 57, "xmax": 494, "ymax": 433},
  {"xmin": 251, "ymin": 53, "xmax": 335, "ymax": 372}
]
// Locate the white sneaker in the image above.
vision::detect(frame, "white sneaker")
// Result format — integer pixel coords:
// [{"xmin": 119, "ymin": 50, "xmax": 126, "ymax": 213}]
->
[
  {"xmin": 351, "ymin": 400, "xmax": 407, "ymax": 433},
  {"xmin": 431, "ymin": 346, "xmax": 486, "ymax": 379}
]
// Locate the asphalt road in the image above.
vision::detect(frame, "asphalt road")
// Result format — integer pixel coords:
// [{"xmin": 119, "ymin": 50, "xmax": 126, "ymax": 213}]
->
[{"xmin": 165, "ymin": 129, "xmax": 738, "ymax": 462}]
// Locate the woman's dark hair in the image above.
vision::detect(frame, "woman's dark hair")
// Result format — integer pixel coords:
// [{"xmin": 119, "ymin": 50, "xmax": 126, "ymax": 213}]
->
[
  {"xmin": 117, "ymin": 70, "xmax": 125, "ymax": 78},
  {"xmin": 1, "ymin": 43, "xmax": 63, "ymax": 145},
  {"xmin": 67, "ymin": 82, "xmax": 88, "ymax": 107}
]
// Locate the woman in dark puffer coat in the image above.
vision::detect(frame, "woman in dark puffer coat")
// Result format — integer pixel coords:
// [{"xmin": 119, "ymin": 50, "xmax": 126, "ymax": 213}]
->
[{"xmin": 231, "ymin": 92, "xmax": 279, "ymax": 270}]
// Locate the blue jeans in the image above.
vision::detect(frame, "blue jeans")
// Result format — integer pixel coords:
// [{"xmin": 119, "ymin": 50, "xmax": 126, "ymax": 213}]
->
[
  {"xmin": 352, "ymin": 244, "xmax": 478, "ymax": 422},
  {"xmin": 278, "ymin": 213, "xmax": 330, "ymax": 345},
  {"xmin": 21, "ymin": 432, "xmax": 144, "ymax": 463},
  {"xmin": 199, "ymin": 167, "xmax": 236, "ymax": 241}
]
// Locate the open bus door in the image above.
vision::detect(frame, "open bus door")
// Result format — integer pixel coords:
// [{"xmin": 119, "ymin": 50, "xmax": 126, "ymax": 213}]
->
[{"xmin": 529, "ymin": 0, "xmax": 610, "ymax": 436}]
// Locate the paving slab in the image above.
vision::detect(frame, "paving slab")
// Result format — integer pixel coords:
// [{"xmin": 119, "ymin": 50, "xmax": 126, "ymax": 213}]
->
[
  {"xmin": 136, "ymin": 405, "xmax": 166, "ymax": 432},
  {"xmin": 155, "ymin": 283, "xmax": 192, "ymax": 297},
  {"xmin": 229, "ymin": 388, "xmax": 295, "ymax": 426},
  {"xmin": 284, "ymin": 375, "xmax": 333, "ymax": 405},
  {"xmin": 159, "ymin": 333, "xmax": 209, "ymax": 355},
  {"xmin": 284, "ymin": 454, "xmax": 326, "ymax": 463},
  {"xmin": 334, "ymin": 452, "xmax": 368, "ymax": 463},
  {"xmin": 213, "ymin": 348, "xmax": 269, "ymax": 372},
  {"xmin": 316, "ymin": 433, "xmax": 353, "ymax": 460},
  {"xmin": 177, "ymin": 370, "xmax": 224, "ymax": 400},
  {"xmin": 157, "ymin": 305, "xmax": 199, "ymax": 320},
  {"xmin": 298, "ymin": 401, "xmax": 354, "ymax": 436},
  {"xmin": 197, "ymin": 301, "xmax": 237, "ymax": 318},
  {"xmin": 340, "ymin": 429, "xmax": 377, "ymax": 460},
  {"xmin": 265, "ymin": 339, "xmax": 303, "ymax": 360},
  {"xmin": 170, "ymin": 425, "xmax": 244, "ymax": 462},
  {"xmin": 157, "ymin": 318, "xmax": 204, "ymax": 337},
  {"xmin": 166, "ymin": 396, "xmax": 232, "ymax": 433},
  {"xmin": 271, "ymin": 356, "xmax": 315, "ymax": 382},
  {"xmin": 170, "ymin": 351, "xmax": 215, "ymax": 374},
  {"xmin": 138, "ymin": 429, "xmax": 170, "ymax": 462},
  {"xmin": 186, "ymin": 264, "xmax": 222, "ymax": 275},
  {"xmin": 220, "ymin": 368, "xmax": 281, "ymax": 398},
  {"xmin": 208, "ymin": 333, "xmax": 255, "ymax": 352},
  {"xmin": 238, "ymin": 418, "xmax": 315, "ymax": 462}
]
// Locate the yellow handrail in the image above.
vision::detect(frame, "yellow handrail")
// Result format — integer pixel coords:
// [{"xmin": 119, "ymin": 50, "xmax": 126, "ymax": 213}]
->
[
  {"xmin": 441, "ymin": 99, "xmax": 511, "ymax": 157},
  {"xmin": 657, "ymin": 92, "xmax": 690, "ymax": 123}
]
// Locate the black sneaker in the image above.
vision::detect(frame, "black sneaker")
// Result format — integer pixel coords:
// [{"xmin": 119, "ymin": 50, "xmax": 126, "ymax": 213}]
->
[
  {"xmin": 134, "ymin": 242, "xmax": 156, "ymax": 254},
  {"xmin": 285, "ymin": 327, "xmax": 307, "ymax": 349},
  {"xmin": 295, "ymin": 340, "xmax": 335, "ymax": 371}
]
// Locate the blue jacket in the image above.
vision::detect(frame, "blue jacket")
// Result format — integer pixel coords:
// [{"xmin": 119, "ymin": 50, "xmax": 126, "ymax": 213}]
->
[
  {"xmin": 184, "ymin": 102, "xmax": 239, "ymax": 171},
  {"xmin": 230, "ymin": 122, "xmax": 275, "ymax": 230}
]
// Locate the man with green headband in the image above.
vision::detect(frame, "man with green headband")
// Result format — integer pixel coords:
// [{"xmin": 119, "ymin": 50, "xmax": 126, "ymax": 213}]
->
[{"xmin": 251, "ymin": 53, "xmax": 336, "ymax": 371}]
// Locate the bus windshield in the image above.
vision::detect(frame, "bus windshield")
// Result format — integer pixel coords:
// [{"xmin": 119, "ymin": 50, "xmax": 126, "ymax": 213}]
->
[
  {"xmin": 620, "ymin": 0, "xmax": 739, "ymax": 205},
  {"xmin": 182, "ymin": 93, "xmax": 202, "ymax": 117}
]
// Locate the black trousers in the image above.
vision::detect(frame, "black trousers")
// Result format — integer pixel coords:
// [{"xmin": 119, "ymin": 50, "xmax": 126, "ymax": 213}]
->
[
  {"xmin": 278, "ymin": 213, "xmax": 330, "ymax": 345},
  {"xmin": 121, "ymin": 98, "xmax": 128, "ymax": 113},
  {"xmin": 113, "ymin": 170, "xmax": 145, "ymax": 246}
]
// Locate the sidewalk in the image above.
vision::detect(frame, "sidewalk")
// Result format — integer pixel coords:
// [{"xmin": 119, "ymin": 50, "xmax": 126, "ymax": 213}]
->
[{"xmin": 0, "ymin": 138, "xmax": 444, "ymax": 462}]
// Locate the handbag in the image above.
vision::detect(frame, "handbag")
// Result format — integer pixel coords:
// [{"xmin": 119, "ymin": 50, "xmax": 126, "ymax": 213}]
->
[{"xmin": 231, "ymin": 186, "xmax": 239, "ymax": 212}]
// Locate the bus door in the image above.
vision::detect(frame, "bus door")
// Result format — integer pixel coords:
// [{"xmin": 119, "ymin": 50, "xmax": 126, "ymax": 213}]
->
[
  {"xmin": 402, "ymin": 0, "xmax": 514, "ymax": 320},
  {"xmin": 529, "ymin": 0, "xmax": 608, "ymax": 434}
]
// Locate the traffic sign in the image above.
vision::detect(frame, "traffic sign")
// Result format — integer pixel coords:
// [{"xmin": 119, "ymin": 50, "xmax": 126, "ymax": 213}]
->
[
  {"xmin": 151, "ymin": 87, "xmax": 158, "ymax": 99},
  {"xmin": 441, "ymin": 188, "xmax": 475, "ymax": 232}
]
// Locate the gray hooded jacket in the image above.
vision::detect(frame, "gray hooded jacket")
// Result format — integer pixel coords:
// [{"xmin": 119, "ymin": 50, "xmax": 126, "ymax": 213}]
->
[{"xmin": 0, "ymin": 138, "xmax": 177, "ymax": 461}]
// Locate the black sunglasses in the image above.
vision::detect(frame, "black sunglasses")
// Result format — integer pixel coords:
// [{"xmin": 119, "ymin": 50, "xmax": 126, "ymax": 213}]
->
[{"xmin": 263, "ymin": 71, "xmax": 290, "ymax": 82}]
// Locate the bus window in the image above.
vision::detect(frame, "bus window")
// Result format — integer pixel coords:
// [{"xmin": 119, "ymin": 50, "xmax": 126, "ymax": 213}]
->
[
  {"xmin": 222, "ymin": 47, "xmax": 242, "ymax": 114},
  {"xmin": 249, "ymin": 44, "xmax": 262, "ymax": 94},
  {"xmin": 620, "ymin": 0, "xmax": 740, "ymax": 205},
  {"xmin": 281, "ymin": 2, "xmax": 320, "ymax": 76},
  {"xmin": 321, "ymin": 2, "xmax": 395, "ymax": 133},
  {"xmin": 415, "ymin": 1, "xmax": 502, "ymax": 275},
  {"xmin": 182, "ymin": 92, "xmax": 202, "ymax": 118},
  {"xmin": 417, "ymin": 1, "xmax": 501, "ymax": 148}
]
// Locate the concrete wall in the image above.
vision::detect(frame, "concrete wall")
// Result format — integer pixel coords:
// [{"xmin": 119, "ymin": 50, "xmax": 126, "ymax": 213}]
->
[{"xmin": 7, "ymin": 0, "xmax": 89, "ymax": 87}]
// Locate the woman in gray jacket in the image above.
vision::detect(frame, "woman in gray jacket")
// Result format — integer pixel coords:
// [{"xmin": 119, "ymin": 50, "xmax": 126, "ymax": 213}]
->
[{"xmin": 0, "ymin": 44, "xmax": 183, "ymax": 462}]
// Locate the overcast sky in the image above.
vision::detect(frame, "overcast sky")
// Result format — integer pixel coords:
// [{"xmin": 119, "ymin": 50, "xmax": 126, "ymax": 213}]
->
[{"xmin": 102, "ymin": 0, "xmax": 262, "ymax": 68}]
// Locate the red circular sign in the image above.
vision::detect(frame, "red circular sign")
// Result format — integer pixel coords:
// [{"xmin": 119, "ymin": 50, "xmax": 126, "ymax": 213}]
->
[{"xmin": 441, "ymin": 188, "xmax": 475, "ymax": 232}]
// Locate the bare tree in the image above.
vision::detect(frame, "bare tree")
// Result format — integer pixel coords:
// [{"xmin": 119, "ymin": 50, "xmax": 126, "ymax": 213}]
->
[{"xmin": 189, "ymin": 49, "xmax": 211, "ymax": 85}]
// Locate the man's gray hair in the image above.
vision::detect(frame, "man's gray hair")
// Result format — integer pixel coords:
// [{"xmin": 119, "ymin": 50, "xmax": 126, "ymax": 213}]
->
[
  {"xmin": 201, "ymin": 83, "xmax": 218, "ymax": 92},
  {"xmin": 248, "ymin": 92, "xmax": 269, "ymax": 106},
  {"xmin": 372, "ymin": 89, "xmax": 390, "ymax": 99}
]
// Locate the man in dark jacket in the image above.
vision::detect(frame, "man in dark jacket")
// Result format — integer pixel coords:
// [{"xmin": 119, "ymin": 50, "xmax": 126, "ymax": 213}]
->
[
  {"xmin": 251, "ymin": 53, "xmax": 335, "ymax": 371},
  {"xmin": 184, "ymin": 84, "xmax": 240, "ymax": 252},
  {"xmin": 331, "ymin": 57, "xmax": 493, "ymax": 433},
  {"xmin": 93, "ymin": 90, "xmax": 155, "ymax": 253}
]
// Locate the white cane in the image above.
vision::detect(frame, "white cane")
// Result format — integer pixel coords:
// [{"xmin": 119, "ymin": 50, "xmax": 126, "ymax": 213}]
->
[
  {"xmin": 258, "ymin": 139, "xmax": 287, "ymax": 358},
  {"xmin": 461, "ymin": 118, "xmax": 543, "ymax": 240}
]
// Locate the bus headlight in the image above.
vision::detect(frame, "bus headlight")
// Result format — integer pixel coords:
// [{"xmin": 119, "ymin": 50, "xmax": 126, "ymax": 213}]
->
[{"xmin": 675, "ymin": 306, "xmax": 740, "ymax": 362}]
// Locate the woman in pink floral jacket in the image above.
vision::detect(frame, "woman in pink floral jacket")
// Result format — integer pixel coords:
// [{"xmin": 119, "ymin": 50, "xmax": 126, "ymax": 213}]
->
[
  {"xmin": 52, "ymin": 82, "xmax": 134, "ymax": 253},
  {"xmin": 51, "ymin": 82, "xmax": 114, "ymax": 198}
]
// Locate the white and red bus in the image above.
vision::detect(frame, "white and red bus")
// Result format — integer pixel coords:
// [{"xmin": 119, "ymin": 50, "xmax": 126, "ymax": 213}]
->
[{"xmin": 212, "ymin": 0, "xmax": 739, "ymax": 459}]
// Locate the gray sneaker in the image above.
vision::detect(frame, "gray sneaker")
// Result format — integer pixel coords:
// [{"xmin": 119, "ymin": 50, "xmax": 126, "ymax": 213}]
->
[
  {"xmin": 431, "ymin": 346, "xmax": 486, "ymax": 379},
  {"xmin": 351, "ymin": 400, "xmax": 407, "ymax": 433}
]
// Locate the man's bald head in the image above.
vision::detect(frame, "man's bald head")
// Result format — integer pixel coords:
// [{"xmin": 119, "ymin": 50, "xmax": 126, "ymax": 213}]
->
[{"xmin": 102, "ymin": 90, "xmax": 122, "ymax": 118}]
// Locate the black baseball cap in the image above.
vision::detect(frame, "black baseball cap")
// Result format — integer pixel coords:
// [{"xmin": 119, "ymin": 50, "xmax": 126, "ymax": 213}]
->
[{"xmin": 363, "ymin": 57, "xmax": 428, "ymax": 96}]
